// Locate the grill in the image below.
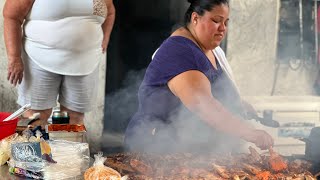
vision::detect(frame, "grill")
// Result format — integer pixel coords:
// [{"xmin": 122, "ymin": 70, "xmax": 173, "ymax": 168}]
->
[{"xmin": 104, "ymin": 147, "xmax": 320, "ymax": 180}]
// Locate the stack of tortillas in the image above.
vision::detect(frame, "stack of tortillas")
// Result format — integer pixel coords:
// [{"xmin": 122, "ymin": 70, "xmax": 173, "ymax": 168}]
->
[
  {"xmin": 84, "ymin": 152, "xmax": 123, "ymax": 180},
  {"xmin": 84, "ymin": 165, "xmax": 122, "ymax": 180}
]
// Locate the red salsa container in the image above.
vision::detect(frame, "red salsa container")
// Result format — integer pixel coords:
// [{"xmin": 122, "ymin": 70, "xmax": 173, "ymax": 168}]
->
[{"xmin": 0, "ymin": 112, "xmax": 18, "ymax": 140}]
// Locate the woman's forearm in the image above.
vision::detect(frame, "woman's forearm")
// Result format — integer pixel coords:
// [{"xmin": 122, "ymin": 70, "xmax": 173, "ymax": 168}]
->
[
  {"xmin": 102, "ymin": 2, "xmax": 115, "ymax": 41},
  {"xmin": 184, "ymin": 95, "xmax": 255, "ymax": 139},
  {"xmin": 3, "ymin": 0, "xmax": 34, "ymax": 62},
  {"xmin": 4, "ymin": 17, "xmax": 23, "ymax": 61}
]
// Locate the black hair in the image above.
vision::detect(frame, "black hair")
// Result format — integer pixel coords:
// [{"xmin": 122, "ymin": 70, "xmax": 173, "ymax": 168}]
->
[{"xmin": 184, "ymin": 0, "xmax": 229, "ymax": 27}]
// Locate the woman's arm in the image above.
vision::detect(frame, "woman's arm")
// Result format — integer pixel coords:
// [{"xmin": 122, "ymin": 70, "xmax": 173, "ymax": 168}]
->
[
  {"xmin": 168, "ymin": 70, "xmax": 274, "ymax": 150},
  {"xmin": 241, "ymin": 99, "xmax": 258, "ymax": 120},
  {"xmin": 3, "ymin": 0, "xmax": 34, "ymax": 86},
  {"xmin": 101, "ymin": 0, "xmax": 116, "ymax": 53}
]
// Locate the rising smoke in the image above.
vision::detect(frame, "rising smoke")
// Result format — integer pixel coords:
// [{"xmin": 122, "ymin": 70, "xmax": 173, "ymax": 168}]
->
[{"xmin": 105, "ymin": 66, "xmax": 249, "ymax": 155}]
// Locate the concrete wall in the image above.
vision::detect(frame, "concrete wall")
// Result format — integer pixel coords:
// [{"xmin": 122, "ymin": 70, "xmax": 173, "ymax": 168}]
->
[
  {"xmin": 228, "ymin": 0, "xmax": 318, "ymax": 96},
  {"xmin": 0, "ymin": 0, "xmax": 105, "ymax": 153}
]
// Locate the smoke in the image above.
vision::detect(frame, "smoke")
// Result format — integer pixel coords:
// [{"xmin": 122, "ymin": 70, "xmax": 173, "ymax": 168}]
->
[
  {"xmin": 121, "ymin": 70, "xmax": 248, "ymax": 155},
  {"xmin": 104, "ymin": 69, "xmax": 146, "ymax": 148}
]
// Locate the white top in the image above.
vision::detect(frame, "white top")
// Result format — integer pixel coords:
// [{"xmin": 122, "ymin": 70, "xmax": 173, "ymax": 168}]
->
[
  {"xmin": 23, "ymin": 0, "xmax": 107, "ymax": 75},
  {"xmin": 213, "ymin": 46, "xmax": 241, "ymax": 95}
]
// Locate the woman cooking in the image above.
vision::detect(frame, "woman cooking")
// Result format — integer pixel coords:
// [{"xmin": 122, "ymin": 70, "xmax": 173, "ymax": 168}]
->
[{"xmin": 124, "ymin": 0, "xmax": 274, "ymax": 154}]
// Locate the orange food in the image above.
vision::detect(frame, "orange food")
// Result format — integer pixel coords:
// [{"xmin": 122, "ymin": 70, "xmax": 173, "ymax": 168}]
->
[
  {"xmin": 129, "ymin": 159, "xmax": 153, "ymax": 175},
  {"xmin": 268, "ymin": 147, "xmax": 288, "ymax": 172},
  {"xmin": 48, "ymin": 124, "xmax": 86, "ymax": 132},
  {"xmin": 256, "ymin": 171, "xmax": 271, "ymax": 180},
  {"xmin": 84, "ymin": 166, "xmax": 121, "ymax": 180}
]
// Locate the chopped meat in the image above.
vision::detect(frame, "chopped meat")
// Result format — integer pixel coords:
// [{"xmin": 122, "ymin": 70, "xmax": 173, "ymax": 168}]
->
[
  {"xmin": 241, "ymin": 163, "xmax": 262, "ymax": 175},
  {"xmin": 248, "ymin": 146, "xmax": 262, "ymax": 163},
  {"xmin": 255, "ymin": 171, "xmax": 271, "ymax": 180},
  {"xmin": 268, "ymin": 148, "xmax": 288, "ymax": 172},
  {"xmin": 129, "ymin": 159, "xmax": 153, "ymax": 175},
  {"xmin": 103, "ymin": 150, "xmax": 316, "ymax": 180},
  {"xmin": 212, "ymin": 164, "xmax": 230, "ymax": 179},
  {"xmin": 288, "ymin": 159, "xmax": 312, "ymax": 173},
  {"xmin": 105, "ymin": 158, "xmax": 135, "ymax": 173}
]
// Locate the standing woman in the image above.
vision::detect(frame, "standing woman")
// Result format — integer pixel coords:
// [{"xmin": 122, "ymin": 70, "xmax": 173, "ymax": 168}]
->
[
  {"xmin": 125, "ymin": 0, "xmax": 274, "ymax": 153},
  {"xmin": 3, "ymin": 0, "xmax": 115, "ymax": 125}
]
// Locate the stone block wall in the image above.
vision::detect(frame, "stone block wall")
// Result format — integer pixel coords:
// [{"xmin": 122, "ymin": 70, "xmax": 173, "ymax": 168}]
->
[{"xmin": 228, "ymin": 0, "xmax": 317, "ymax": 96}]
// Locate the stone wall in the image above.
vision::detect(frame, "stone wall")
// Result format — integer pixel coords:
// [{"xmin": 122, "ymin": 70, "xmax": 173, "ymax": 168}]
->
[{"xmin": 228, "ymin": 0, "xmax": 317, "ymax": 96}]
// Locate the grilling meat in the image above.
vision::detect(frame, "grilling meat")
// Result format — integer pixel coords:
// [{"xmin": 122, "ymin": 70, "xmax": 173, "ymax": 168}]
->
[
  {"xmin": 104, "ymin": 147, "xmax": 317, "ymax": 180},
  {"xmin": 268, "ymin": 147, "xmax": 288, "ymax": 172},
  {"xmin": 241, "ymin": 162, "xmax": 262, "ymax": 175},
  {"xmin": 248, "ymin": 146, "xmax": 263, "ymax": 164},
  {"xmin": 212, "ymin": 164, "xmax": 230, "ymax": 179},
  {"xmin": 129, "ymin": 159, "xmax": 153, "ymax": 175}
]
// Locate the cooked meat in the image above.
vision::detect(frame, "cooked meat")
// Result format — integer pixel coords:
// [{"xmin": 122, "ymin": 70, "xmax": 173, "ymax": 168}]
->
[
  {"xmin": 241, "ymin": 162, "xmax": 262, "ymax": 175},
  {"xmin": 212, "ymin": 164, "xmax": 230, "ymax": 179},
  {"xmin": 268, "ymin": 147, "xmax": 288, "ymax": 172},
  {"xmin": 248, "ymin": 146, "xmax": 262, "ymax": 163},
  {"xmin": 129, "ymin": 159, "xmax": 153, "ymax": 175},
  {"xmin": 103, "ymin": 148, "xmax": 316, "ymax": 180}
]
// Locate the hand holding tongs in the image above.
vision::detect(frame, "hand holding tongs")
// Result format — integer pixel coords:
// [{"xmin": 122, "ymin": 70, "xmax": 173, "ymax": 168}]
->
[{"xmin": 3, "ymin": 104, "xmax": 31, "ymax": 122}]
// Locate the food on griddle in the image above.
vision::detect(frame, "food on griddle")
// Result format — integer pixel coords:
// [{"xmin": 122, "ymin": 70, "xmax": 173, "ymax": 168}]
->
[
  {"xmin": 255, "ymin": 171, "xmax": 271, "ymax": 180},
  {"xmin": 289, "ymin": 159, "xmax": 312, "ymax": 173},
  {"xmin": 104, "ymin": 147, "xmax": 317, "ymax": 180},
  {"xmin": 241, "ymin": 162, "xmax": 262, "ymax": 175},
  {"xmin": 129, "ymin": 159, "xmax": 153, "ymax": 175},
  {"xmin": 268, "ymin": 147, "xmax": 288, "ymax": 172},
  {"xmin": 248, "ymin": 146, "xmax": 262, "ymax": 163},
  {"xmin": 212, "ymin": 164, "xmax": 230, "ymax": 179}
]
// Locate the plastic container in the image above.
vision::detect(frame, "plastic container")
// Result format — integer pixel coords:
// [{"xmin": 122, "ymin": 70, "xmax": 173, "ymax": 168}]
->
[
  {"xmin": 0, "ymin": 112, "xmax": 18, "ymax": 140},
  {"xmin": 48, "ymin": 132, "xmax": 86, "ymax": 143},
  {"xmin": 47, "ymin": 124, "xmax": 87, "ymax": 142}
]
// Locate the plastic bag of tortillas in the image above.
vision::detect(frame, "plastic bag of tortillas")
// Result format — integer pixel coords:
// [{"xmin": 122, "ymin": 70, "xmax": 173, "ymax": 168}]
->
[{"xmin": 84, "ymin": 152, "xmax": 127, "ymax": 180}]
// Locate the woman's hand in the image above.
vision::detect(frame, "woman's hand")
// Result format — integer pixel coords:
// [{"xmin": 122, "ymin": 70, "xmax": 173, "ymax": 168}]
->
[
  {"xmin": 101, "ymin": 37, "xmax": 110, "ymax": 53},
  {"xmin": 7, "ymin": 57, "xmax": 24, "ymax": 86},
  {"xmin": 243, "ymin": 129, "xmax": 274, "ymax": 150}
]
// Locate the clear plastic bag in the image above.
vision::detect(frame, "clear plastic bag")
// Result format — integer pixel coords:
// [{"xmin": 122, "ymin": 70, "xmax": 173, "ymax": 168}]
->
[
  {"xmin": 6, "ymin": 127, "xmax": 90, "ymax": 179},
  {"xmin": 9, "ymin": 131, "xmax": 53, "ymax": 172},
  {"xmin": 9, "ymin": 139, "xmax": 90, "ymax": 179},
  {"xmin": 0, "ymin": 133, "xmax": 19, "ymax": 166},
  {"xmin": 43, "ymin": 140, "xmax": 91, "ymax": 180},
  {"xmin": 84, "ymin": 152, "xmax": 127, "ymax": 180}
]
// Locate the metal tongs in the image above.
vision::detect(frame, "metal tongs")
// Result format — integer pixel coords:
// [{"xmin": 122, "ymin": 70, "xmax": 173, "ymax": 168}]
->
[
  {"xmin": 3, "ymin": 104, "xmax": 31, "ymax": 122},
  {"xmin": 252, "ymin": 114, "xmax": 280, "ymax": 128},
  {"xmin": 247, "ymin": 111, "xmax": 280, "ymax": 128}
]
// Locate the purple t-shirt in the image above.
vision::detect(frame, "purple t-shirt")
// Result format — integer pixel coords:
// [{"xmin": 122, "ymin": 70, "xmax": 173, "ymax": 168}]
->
[
  {"xmin": 145, "ymin": 36, "xmax": 221, "ymax": 86},
  {"xmin": 137, "ymin": 36, "xmax": 223, "ymax": 120}
]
